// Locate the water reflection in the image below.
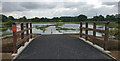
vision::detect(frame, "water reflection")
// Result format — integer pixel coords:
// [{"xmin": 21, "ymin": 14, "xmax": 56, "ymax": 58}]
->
[{"xmin": 1, "ymin": 24, "xmax": 106, "ymax": 37}]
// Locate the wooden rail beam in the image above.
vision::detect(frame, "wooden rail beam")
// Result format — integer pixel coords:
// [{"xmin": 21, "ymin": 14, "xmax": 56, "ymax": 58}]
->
[
  {"xmin": 79, "ymin": 21, "xmax": 109, "ymax": 50},
  {"xmin": 16, "ymin": 28, "xmax": 32, "ymax": 34},
  {"xmin": 12, "ymin": 22, "xmax": 32, "ymax": 53},
  {"xmin": 81, "ymin": 27, "xmax": 105, "ymax": 33}
]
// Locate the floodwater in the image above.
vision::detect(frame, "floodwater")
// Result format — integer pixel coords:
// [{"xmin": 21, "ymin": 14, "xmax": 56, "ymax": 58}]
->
[{"xmin": 1, "ymin": 23, "xmax": 107, "ymax": 39}]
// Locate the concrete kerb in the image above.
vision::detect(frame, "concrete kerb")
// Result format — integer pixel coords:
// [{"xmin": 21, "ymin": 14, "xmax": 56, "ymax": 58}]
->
[
  {"xmin": 79, "ymin": 37, "xmax": 117, "ymax": 60},
  {"xmin": 11, "ymin": 36, "xmax": 40, "ymax": 61}
]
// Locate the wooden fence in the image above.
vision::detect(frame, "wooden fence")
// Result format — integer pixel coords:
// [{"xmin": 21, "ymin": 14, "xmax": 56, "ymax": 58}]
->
[
  {"xmin": 13, "ymin": 22, "xmax": 32, "ymax": 53},
  {"xmin": 80, "ymin": 21, "xmax": 109, "ymax": 50}
]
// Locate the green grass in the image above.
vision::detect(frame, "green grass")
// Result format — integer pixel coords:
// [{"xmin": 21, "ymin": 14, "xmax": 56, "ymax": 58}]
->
[
  {"xmin": 56, "ymin": 22, "xmax": 65, "ymax": 27},
  {"xmin": 56, "ymin": 26, "xmax": 76, "ymax": 30},
  {"xmin": 0, "ymin": 27, "xmax": 8, "ymax": 31},
  {"xmin": 32, "ymin": 22, "xmax": 119, "ymax": 28},
  {"xmin": 109, "ymin": 28, "xmax": 118, "ymax": 35},
  {"xmin": 35, "ymin": 25, "xmax": 54, "ymax": 30},
  {"xmin": 0, "ymin": 27, "xmax": 12, "ymax": 31},
  {"xmin": 62, "ymin": 22, "xmax": 80, "ymax": 24},
  {"xmin": 0, "ymin": 22, "xmax": 7, "ymax": 25},
  {"xmin": 0, "ymin": 33, "xmax": 13, "ymax": 37},
  {"xmin": 32, "ymin": 22, "xmax": 57, "ymax": 24},
  {"xmin": 109, "ymin": 29, "xmax": 118, "ymax": 36},
  {"xmin": 65, "ymin": 22, "xmax": 119, "ymax": 28},
  {"xmin": 55, "ymin": 22, "xmax": 76, "ymax": 30},
  {"xmin": 109, "ymin": 22, "xmax": 118, "ymax": 28},
  {"xmin": 32, "ymin": 22, "xmax": 80, "ymax": 24},
  {"xmin": 109, "ymin": 29, "xmax": 120, "ymax": 39}
]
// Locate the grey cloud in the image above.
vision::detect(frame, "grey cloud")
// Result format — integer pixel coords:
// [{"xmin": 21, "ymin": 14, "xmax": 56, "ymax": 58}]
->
[
  {"xmin": 20, "ymin": 2, "xmax": 57, "ymax": 9},
  {"xmin": 61, "ymin": 2, "xmax": 117, "ymax": 17},
  {"xmin": 2, "ymin": 2, "xmax": 27, "ymax": 13},
  {"xmin": 102, "ymin": 2, "xmax": 118, "ymax": 5},
  {"xmin": 2, "ymin": 2, "xmax": 58, "ymax": 13},
  {"xmin": 63, "ymin": 2, "xmax": 87, "ymax": 8},
  {"xmin": 52, "ymin": 3, "xmax": 95, "ymax": 17},
  {"xmin": 52, "ymin": 2, "xmax": 117, "ymax": 18},
  {"xmin": 20, "ymin": 2, "xmax": 41, "ymax": 9},
  {"xmin": 2, "ymin": 2, "xmax": 118, "ymax": 18}
]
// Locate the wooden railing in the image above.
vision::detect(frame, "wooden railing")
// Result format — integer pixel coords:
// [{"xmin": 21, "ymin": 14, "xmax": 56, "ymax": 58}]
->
[
  {"xmin": 80, "ymin": 21, "xmax": 109, "ymax": 50},
  {"xmin": 13, "ymin": 22, "xmax": 32, "ymax": 53}
]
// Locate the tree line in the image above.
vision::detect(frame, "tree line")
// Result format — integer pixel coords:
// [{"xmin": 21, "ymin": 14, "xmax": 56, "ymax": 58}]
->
[{"xmin": 0, "ymin": 14, "xmax": 119, "ymax": 22}]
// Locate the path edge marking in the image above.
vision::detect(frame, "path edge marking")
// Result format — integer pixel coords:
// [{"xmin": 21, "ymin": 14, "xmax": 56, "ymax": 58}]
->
[
  {"xmin": 11, "ymin": 35, "xmax": 41, "ymax": 61},
  {"xmin": 79, "ymin": 37, "xmax": 117, "ymax": 60}
]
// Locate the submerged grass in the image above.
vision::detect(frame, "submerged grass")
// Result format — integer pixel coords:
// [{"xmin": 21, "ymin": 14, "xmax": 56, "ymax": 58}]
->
[
  {"xmin": 0, "ymin": 27, "xmax": 8, "ymax": 31},
  {"xmin": 56, "ymin": 22, "xmax": 65, "ymax": 27},
  {"xmin": 109, "ymin": 29, "xmax": 120, "ymax": 40},
  {"xmin": 0, "ymin": 33, "xmax": 13, "ymax": 37},
  {"xmin": 32, "ymin": 22, "xmax": 119, "ymax": 28},
  {"xmin": 32, "ymin": 22, "xmax": 57, "ymax": 24},
  {"xmin": 35, "ymin": 25, "xmax": 54, "ymax": 30},
  {"xmin": 109, "ymin": 22, "xmax": 119, "ymax": 28},
  {"xmin": 56, "ymin": 26, "xmax": 76, "ymax": 30},
  {"xmin": 65, "ymin": 22, "xmax": 119, "ymax": 28},
  {"xmin": 0, "ymin": 27, "xmax": 12, "ymax": 31}
]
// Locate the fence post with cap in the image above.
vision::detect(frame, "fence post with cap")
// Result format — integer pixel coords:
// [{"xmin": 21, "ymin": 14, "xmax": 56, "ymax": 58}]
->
[{"xmin": 12, "ymin": 23, "xmax": 17, "ymax": 53}]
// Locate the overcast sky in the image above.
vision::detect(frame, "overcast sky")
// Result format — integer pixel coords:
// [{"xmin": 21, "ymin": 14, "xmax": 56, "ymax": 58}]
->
[{"xmin": 0, "ymin": 0, "xmax": 119, "ymax": 18}]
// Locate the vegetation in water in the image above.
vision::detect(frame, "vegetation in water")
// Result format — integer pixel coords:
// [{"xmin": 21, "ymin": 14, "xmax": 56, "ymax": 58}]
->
[
  {"xmin": 109, "ymin": 22, "xmax": 119, "ymax": 28},
  {"xmin": 109, "ymin": 29, "xmax": 120, "ymax": 40},
  {"xmin": 0, "ymin": 33, "xmax": 13, "ymax": 37},
  {"xmin": 56, "ymin": 22, "xmax": 65, "ymax": 27},
  {"xmin": 0, "ymin": 20, "xmax": 14, "ymax": 32},
  {"xmin": 109, "ymin": 29, "xmax": 118, "ymax": 36},
  {"xmin": 35, "ymin": 25, "xmax": 54, "ymax": 30},
  {"xmin": 1, "ymin": 14, "xmax": 120, "ymax": 40},
  {"xmin": 56, "ymin": 26, "xmax": 76, "ymax": 30},
  {"xmin": 0, "ymin": 27, "xmax": 8, "ymax": 31}
]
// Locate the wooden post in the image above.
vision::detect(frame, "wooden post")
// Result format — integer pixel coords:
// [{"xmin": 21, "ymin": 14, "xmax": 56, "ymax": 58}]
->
[
  {"xmin": 13, "ymin": 31, "xmax": 17, "ymax": 53},
  {"xmin": 30, "ymin": 23, "xmax": 32, "ymax": 38},
  {"xmin": 85, "ymin": 22, "xmax": 88, "ymax": 40},
  {"xmin": 26, "ymin": 23, "xmax": 29, "ymax": 42},
  {"xmin": 93, "ymin": 22, "xmax": 96, "ymax": 44},
  {"xmin": 21, "ymin": 23, "xmax": 24, "ymax": 46},
  {"xmin": 12, "ymin": 23, "xmax": 17, "ymax": 53},
  {"xmin": 104, "ymin": 22, "xmax": 109, "ymax": 50},
  {"xmin": 80, "ymin": 22, "xmax": 82, "ymax": 37}
]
